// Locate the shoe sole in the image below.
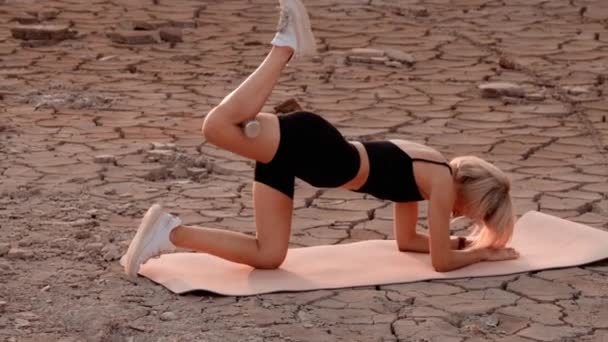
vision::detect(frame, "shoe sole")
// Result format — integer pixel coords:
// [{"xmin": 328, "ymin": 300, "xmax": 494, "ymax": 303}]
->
[
  {"xmin": 124, "ymin": 204, "xmax": 165, "ymax": 278},
  {"xmin": 287, "ymin": 0, "xmax": 317, "ymax": 58}
]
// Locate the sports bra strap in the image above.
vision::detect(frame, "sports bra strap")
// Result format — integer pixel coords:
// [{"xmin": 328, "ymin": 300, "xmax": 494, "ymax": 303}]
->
[{"xmin": 411, "ymin": 158, "xmax": 453, "ymax": 175}]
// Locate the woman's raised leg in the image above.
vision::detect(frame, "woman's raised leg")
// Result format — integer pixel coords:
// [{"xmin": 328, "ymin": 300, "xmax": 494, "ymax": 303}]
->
[{"xmin": 202, "ymin": 0, "xmax": 317, "ymax": 163}]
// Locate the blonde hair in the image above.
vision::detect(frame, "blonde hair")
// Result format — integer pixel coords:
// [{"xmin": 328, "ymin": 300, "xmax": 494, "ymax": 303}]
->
[{"xmin": 450, "ymin": 156, "xmax": 515, "ymax": 249}]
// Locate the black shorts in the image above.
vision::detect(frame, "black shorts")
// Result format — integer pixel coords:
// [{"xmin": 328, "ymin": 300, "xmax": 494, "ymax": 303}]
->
[{"xmin": 254, "ymin": 111, "xmax": 360, "ymax": 198}]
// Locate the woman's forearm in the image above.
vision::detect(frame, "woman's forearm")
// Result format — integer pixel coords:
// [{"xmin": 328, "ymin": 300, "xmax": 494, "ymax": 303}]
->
[
  {"xmin": 400, "ymin": 233, "xmax": 464, "ymax": 253},
  {"xmin": 436, "ymin": 248, "xmax": 488, "ymax": 272}
]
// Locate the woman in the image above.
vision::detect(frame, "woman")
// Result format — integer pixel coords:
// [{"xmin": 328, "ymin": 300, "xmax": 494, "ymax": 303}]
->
[{"xmin": 124, "ymin": 0, "xmax": 519, "ymax": 277}]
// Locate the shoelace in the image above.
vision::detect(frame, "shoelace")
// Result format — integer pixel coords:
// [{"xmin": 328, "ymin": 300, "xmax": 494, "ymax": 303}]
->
[{"xmin": 276, "ymin": 7, "xmax": 290, "ymax": 32}]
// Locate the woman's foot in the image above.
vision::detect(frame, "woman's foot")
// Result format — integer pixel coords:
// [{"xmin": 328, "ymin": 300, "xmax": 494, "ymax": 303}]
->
[
  {"xmin": 270, "ymin": 0, "xmax": 317, "ymax": 61},
  {"xmin": 123, "ymin": 204, "xmax": 181, "ymax": 278}
]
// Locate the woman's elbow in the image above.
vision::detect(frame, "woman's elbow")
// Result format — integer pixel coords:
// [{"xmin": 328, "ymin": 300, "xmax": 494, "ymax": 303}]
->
[{"xmin": 431, "ymin": 258, "xmax": 452, "ymax": 273}]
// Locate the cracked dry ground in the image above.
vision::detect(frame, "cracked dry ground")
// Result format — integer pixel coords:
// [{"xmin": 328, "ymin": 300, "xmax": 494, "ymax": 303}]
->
[{"xmin": 1, "ymin": 0, "xmax": 608, "ymax": 341}]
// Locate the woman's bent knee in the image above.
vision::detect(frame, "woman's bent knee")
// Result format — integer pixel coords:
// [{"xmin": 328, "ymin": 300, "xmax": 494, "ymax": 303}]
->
[{"xmin": 253, "ymin": 251, "xmax": 286, "ymax": 269}]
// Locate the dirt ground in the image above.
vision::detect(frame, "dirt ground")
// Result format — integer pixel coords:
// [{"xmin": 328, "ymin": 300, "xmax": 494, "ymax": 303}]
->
[{"xmin": 1, "ymin": 0, "xmax": 608, "ymax": 341}]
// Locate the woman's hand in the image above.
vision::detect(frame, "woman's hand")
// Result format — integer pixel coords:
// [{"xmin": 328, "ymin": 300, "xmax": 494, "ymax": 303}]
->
[{"xmin": 485, "ymin": 247, "xmax": 520, "ymax": 261}]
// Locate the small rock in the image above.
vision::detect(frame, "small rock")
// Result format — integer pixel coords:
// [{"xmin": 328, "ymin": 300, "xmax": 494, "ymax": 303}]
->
[
  {"xmin": 483, "ymin": 315, "xmax": 499, "ymax": 328},
  {"xmin": 159, "ymin": 27, "xmax": 183, "ymax": 43},
  {"xmin": 347, "ymin": 55, "xmax": 371, "ymax": 64},
  {"xmin": 160, "ymin": 312, "xmax": 178, "ymax": 321},
  {"xmin": 502, "ymin": 96, "xmax": 523, "ymax": 105},
  {"xmin": 274, "ymin": 98, "xmax": 302, "ymax": 114},
  {"xmin": 187, "ymin": 167, "xmax": 207, "ymax": 177},
  {"xmin": 499, "ymin": 55, "xmax": 517, "ymax": 70},
  {"xmin": 107, "ymin": 30, "xmax": 159, "ymax": 44},
  {"xmin": 94, "ymin": 154, "xmax": 115, "ymax": 164},
  {"xmin": 303, "ymin": 322, "xmax": 314, "ymax": 328},
  {"xmin": 349, "ymin": 48, "xmax": 385, "ymax": 58},
  {"xmin": 40, "ymin": 285, "xmax": 50, "ymax": 292},
  {"xmin": 563, "ymin": 86, "xmax": 589, "ymax": 95},
  {"xmin": 526, "ymin": 93, "xmax": 546, "ymax": 101},
  {"xmin": 384, "ymin": 60, "xmax": 403, "ymax": 68},
  {"xmin": 14, "ymin": 318, "xmax": 30, "ymax": 329},
  {"xmin": 144, "ymin": 166, "xmax": 169, "ymax": 181},
  {"xmin": 11, "ymin": 24, "xmax": 76, "ymax": 41},
  {"xmin": 0, "ymin": 243, "xmax": 10, "ymax": 256},
  {"xmin": 103, "ymin": 189, "xmax": 117, "ymax": 196},
  {"xmin": 151, "ymin": 142, "xmax": 176, "ymax": 150},
  {"xmin": 12, "ymin": 14, "xmax": 39, "ymax": 25},
  {"xmin": 74, "ymin": 230, "xmax": 91, "ymax": 240},
  {"xmin": 102, "ymin": 244, "xmax": 121, "ymax": 261},
  {"xmin": 479, "ymin": 82, "xmax": 525, "ymax": 98},
  {"xmin": 85, "ymin": 242, "xmax": 103, "ymax": 252},
  {"xmin": 146, "ymin": 150, "xmax": 175, "ymax": 162},
  {"xmin": 0, "ymin": 301, "xmax": 6, "ymax": 313},
  {"xmin": 411, "ymin": 6, "xmax": 429, "ymax": 17},
  {"xmin": 49, "ymin": 238, "xmax": 72, "ymax": 249},
  {"xmin": 370, "ymin": 56, "xmax": 389, "ymax": 65},
  {"xmin": 6, "ymin": 248, "xmax": 34, "ymax": 260},
  {"xmin": 385, "ymin": 49, "xmax": 415, "ymax": 65},
  {"xmin": 171, "ymin": 165, "xmax": 189, "ymax": 179},
  {"xmin": 37, "ymin": 10, "xmax": 59, "ymax": 21}
]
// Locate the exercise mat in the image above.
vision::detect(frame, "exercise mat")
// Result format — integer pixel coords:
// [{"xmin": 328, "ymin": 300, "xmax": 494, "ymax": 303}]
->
[{"xmin": 128, "ymin": 211, "xmax": 608, "ymax": 295}]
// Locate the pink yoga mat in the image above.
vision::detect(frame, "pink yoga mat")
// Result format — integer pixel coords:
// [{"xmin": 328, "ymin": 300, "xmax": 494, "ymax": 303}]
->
[{"xmin": 129, "ymin": 211, "xmax": 608, "ymax": 296}]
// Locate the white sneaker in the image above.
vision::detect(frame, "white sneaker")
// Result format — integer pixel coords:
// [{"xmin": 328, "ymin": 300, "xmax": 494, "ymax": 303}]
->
[
  {"xmin": 271, "ymin": 0, "xmax": 317, "ymax": 61},
  {"xmin": 123, "ymin": 204, "xmax": 182, "ymax": 278}
]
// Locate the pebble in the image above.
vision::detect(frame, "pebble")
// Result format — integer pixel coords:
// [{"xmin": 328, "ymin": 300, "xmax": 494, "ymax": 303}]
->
[
  {"xmin": 159, "ymin": 27, "xmax": 183, "ymax": 43},
  {"xmin": 102, "ymin": 244, "xmax": 122, "ymax": 261},
  {"xmin": 274, "ymin": 98, "xmax": 302, "ymax": 114},
  {"xmin": 349, "ymin": 48, "xmax": 385, "ymax": 58},
  {"xmin": 499, "ymin": 55, "xmax": 517, "ymax": 70},
  {"xmin": 11, "ymin": 24, "xmax": 76, "ymax": 41},
  {"xmin": 74, "ymin": 230, "xmax": 91, "ymax": 240},
  {"xmin": 151, "ymin": 142, "xmax": 176, "ymax": 150},
  {"xmin": 384, "ymin": 60, "xmax": 403, "ymax": 68},
  {"xmin": 0, "ymin": 243, "xmax": 10, "ymax": 256},
  {"xmin": 160, "ymin": 311, "xmax": 178, "ymax": 321},
  {"xmin": 171, "ymin": 165, "xmax": 189, "ymax": 178},
  {"xmin": 478, "ymin": 82, "xmax": 525, "ymax": 98},
  {"xmin": 483, "ymin": 315, "xmax": 499, "ymax": 327},
  {"xmin": 107, "ymin": 30, "xmax": 159, "ymax": 44},
  {"xmin": 94, "ymin": 154, "xmax": 116, "ymax": 164},
  {"xmin": 6, "ymin": 248, "xmax": 34, "ymax": 260},
  {"xmin": 563, "ymin": 86, "xmax": 589, "ymax": 95},
  {"xmin": 526, "ymin": 93, "xmax": 546, "ymax": 101},
  {"xmin": 0, "ymin": 301, "xmax": 6, "ymax": 313},
  {"xmin": 385, "ymin": 49, "xmax": 415, "ymax": 65}
]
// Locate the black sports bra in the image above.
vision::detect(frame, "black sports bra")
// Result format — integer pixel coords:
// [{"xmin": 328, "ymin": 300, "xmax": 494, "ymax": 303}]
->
[{"xmin": 354, "ymin": 141, "xmax": 452, "ymax": 202}]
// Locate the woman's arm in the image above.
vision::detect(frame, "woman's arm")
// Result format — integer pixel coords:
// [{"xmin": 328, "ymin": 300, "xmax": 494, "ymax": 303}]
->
[{"xmin": 394, "ymin": 202, "xmax": 468, "ymax": 252}]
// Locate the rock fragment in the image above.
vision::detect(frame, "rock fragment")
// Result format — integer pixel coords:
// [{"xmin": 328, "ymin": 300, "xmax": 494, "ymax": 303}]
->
[
  {"xmin": 11, "ymin": 24, "xmax": 76, "ymax": 41},
  {"xmin": 159, "ymin": 27, "xmax": 183, "ymax": 43},
  {"xmin": 385, "ymin": 49, "xmax": 415, "ymax": 65},
  {"xmin": 563, "ymin": 86, "xmax": 589, "ymax": 95},
  {"xmin": 274, "ymin": 98, "xmax": 302, "ymax": 114},
  {"xmin": 6, "ymin": 248, "xmax": 34, "ymax": 260},
  {"xmin": 0, "ymin": 243, "xmax": 10, "ymax": 256},
  {"xmin": 0, "ymin": 301, "xmax": 6, "ymax": 314},
  {"xmin": 349, "ymin": 48, "xmax": 385, "ymax": 58},
  {"xmin": 107, "ymin": 30, "xmax": 159, "ymax": 44},
  {"xmin": 479, "ymin": 82, "xmax": 525, "ymax": 98},
  {"xmin": 94, "ymin": 154, "xmax": 116, "ymax": 164},
  {"xmin": 499, "ymin": 55, "xmax": 517, "ymax": 70},
  {"xmin": 160, "ymin": 312, "xmax": 178, "ymax": 321}
]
